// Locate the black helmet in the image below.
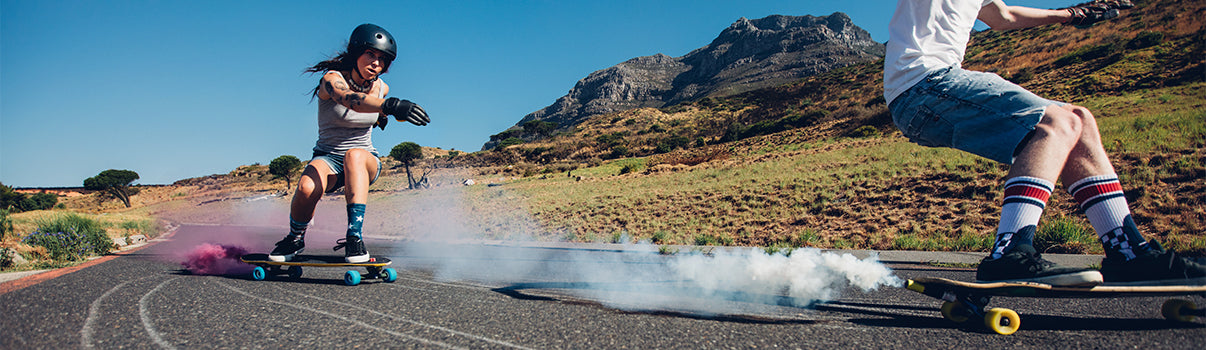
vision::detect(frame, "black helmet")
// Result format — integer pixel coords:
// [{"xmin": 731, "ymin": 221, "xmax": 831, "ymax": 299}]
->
[{"xmin": 347, "ymin": 23, "xmax": 396, "ymax": 61}]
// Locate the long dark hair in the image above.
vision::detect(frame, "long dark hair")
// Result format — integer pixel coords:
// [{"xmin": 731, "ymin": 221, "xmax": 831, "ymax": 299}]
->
[{"xmin": 305, "ymin": 48, "xmax": 392, "ymax": 98}]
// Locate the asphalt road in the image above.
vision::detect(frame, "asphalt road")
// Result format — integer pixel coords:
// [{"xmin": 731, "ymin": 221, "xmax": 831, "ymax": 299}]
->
[{"xmin": 1, "ymin": 224, "xmax": 1203, "ymax": 349}]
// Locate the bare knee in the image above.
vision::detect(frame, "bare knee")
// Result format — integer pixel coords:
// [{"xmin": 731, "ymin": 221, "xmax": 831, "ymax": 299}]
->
[
  {"xmin": 1036, "ymin": 105, "xmax": 1093, "ymax": 142},
  {"xmin": 344, "ymin": 149, "xmax": 372, "ymax": 169},
  {"xmin": 295, "ymin": 165, "xmax": 327, "ymax": 197},
  {"xmin": 296, "ymin": 172, "xmax": 321, "ymax": 197}
]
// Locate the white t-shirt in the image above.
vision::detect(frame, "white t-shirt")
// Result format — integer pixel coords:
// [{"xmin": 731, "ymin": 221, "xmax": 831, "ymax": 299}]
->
[{"xmin": 883, "ymin": 0, "xmax": 996, "ymax": 104}]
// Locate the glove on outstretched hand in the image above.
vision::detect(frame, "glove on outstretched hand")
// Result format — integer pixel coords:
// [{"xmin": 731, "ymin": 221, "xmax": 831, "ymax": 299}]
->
[
  {"xmin": 1064, "ymin": 0, "xmax": 1134, "ymax": 27},
  {"xmin": 381, "ymin": 98, "xmax": 430, "ymax": 126}
]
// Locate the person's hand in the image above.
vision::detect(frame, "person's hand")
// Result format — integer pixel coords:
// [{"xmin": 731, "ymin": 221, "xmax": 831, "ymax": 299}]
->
[
  {"xmin": 375, "ymin": 114, "xmax": 388, "ymax": 130},
  {"xmin": 381, "ymin": 98, "xmax": 430, "ymax": 126},
  {"xmin": 1064, "ymin": 0, "xmax": 1134, "ymax": 27}
]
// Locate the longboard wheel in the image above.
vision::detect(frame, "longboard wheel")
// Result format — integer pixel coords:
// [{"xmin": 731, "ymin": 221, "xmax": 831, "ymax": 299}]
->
[
  {"xmin": 984, "ymin": 308, "xmax": 1020, "ymax": 335},
  {"xmin": 1162, "ymin": 299, "xmax": 1198, "ymax": 322},
  {"xmin": 344, "ymin": 270, "xmax": 362, "ymax": 286},
  {"xmin": 287, "ymin": 266, "xmax": 304, "ymax": 279},
  {"xmin": 941, "ymin": 301, "xmax": 972, "ymax": 323},
  {"xmin": 251, "ymin": 266, "xmax": 267, "ymax": 281},
  {"xmin": 382, "ymin": 268, "xmax": 397, "ymax": 283}
]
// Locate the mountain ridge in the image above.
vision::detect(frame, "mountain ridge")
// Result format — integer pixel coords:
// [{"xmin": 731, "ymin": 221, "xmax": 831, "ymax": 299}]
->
[{"xmin": 483, "ymin": 12, "xmax": 884, "ymax": 151}]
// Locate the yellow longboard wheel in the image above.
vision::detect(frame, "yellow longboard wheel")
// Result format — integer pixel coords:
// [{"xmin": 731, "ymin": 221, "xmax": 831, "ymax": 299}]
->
[
  {"xmin": 984, "ymin": 308, "xmax": 1021, "ymax": 335},
  {"xmin": 941, "ymin": 301, "xmax": 971, "ymax": 323},
  {"xmin": 1162, "ymin": 299, "xmax": 1198, "ymax": 322}
]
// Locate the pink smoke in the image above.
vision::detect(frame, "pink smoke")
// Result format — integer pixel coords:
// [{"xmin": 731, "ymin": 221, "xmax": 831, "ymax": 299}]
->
[{"xmin": 182, "ymin": 243, "xmax": 253, "ymax": 275}]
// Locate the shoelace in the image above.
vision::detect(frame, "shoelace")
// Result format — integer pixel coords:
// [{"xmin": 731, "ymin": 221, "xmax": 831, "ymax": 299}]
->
[{"xmin": 1017, "ymin": 252, "xmax": 1056, "ymax": 272}]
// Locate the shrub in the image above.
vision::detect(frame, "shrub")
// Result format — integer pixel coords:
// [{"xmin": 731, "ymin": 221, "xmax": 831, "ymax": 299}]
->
[
  {"xmin": 596, "ymin": 132, "xmax": 627, "ymax": 147},
  {"xmin": 0, "ymin": 210, "xmax": 12, "ymax": 268},
  {"xmin": 495, "ymin": 137, "xmax": 524, "ymax": 150},
  {"xmin": 1126, "ymin": 31, "xmax": 1164, "ymax": 50},
  {"xmin": 656, "ymin": 136, "xmax": 691, "ymax": 153},
  {"xmin": 651, "ymin": 230, "xmax": 669, "ymax": 244},
  {"xmin": 1055, "ymin": 42, "xmax": 1121, "ymax": 66},
  {"xmin": 607, "ymin": 145, "xmax": 630, "ymax": 159},
  {"xmin": 120, "ymin": 219, "xmax": 160, "ymax": 237},
  {"xmin": 1036, "ymin": 216, "xmax": 1098, "ymax": 254},
  {"xmin": 24, "ymin": 214, "xmax": 112, "ymax": 261},
  {"xmin": 850, "ymin": 126, "xmax": 881, "ymax": 138}
]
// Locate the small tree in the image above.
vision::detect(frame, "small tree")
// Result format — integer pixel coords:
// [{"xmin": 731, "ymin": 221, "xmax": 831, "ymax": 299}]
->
[
  {"xmin": 268, "ymin": 155, "xmax": 303, "ymax": 190},
  {"xmin": 390, "ymin": 142, "xmax": 423, "ymax": 189},
  {"xmin": 0, "ymin": 182, "xmax": 25, "ymax": 212},
  {"xmin": 523, "ymin": 120, "xmax": 558, "ymax": 136},
  {"xmin": 83, "ymin": 169, "xmax": 140, "ymax": 208}
]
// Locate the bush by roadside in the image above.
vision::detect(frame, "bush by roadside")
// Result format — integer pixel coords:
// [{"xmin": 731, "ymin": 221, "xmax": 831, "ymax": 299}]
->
[{"xmin": 0, "ymin": 210, "xmax": 165, "ymax": 271}]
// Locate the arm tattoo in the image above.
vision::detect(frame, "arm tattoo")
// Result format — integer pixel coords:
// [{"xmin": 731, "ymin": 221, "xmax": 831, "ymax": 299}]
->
[
  {"xmin": 324, "ymin": 78, "xmax": 366, "ymax": 107},
  {"xmin": 322, "ymin": 80, "xmax": 336, "ymax": 96},
  {"xmin": 343, "ymin": 93, "xmax": 365, "ymax": 107}
]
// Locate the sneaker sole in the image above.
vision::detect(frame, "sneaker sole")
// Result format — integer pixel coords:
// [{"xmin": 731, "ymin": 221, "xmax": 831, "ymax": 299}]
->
[
  {"xmin": 345, "ymin": 254, "xmax": 370, "ymax": 263},
  {"xmin": 1103, "ymin": 276, "xmax": 1206, "ymax": 286},
  {"xmin": 268, "ymin": 249, "xmax": 303, "ymax": 262},
  {"xmin": 981, "ymin": 270, "xmax": 1104, "ymax": 287}
]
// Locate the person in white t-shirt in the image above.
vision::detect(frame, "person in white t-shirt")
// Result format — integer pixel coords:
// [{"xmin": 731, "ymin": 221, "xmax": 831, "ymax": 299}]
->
[{"xmin": 883, "ymin": 0, "xmax": 1205, "ymax": 286}]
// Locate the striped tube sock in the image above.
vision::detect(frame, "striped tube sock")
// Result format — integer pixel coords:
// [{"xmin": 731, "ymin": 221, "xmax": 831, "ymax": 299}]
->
[
  {"xmin": 288, "ymin": 217, "xmax": 309, "ymax": 238},
  {"xmin": 991, "ymin": 176, "xmax": 1053, "ymax": 259},
  {"xmin": 1069, "ymin": 175, "xmax": 1147, "ymax": 260}
]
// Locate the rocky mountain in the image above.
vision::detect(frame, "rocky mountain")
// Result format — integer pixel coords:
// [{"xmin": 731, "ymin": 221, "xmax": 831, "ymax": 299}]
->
[{"xmin": 483, "ymin": 12, "xmax": 884, "ymax": 150}]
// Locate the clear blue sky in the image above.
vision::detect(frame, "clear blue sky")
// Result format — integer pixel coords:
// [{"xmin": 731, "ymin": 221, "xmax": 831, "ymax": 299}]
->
[{"xmin": 0, "ymin": 0, "xmax": 1077, "ymax": 187}]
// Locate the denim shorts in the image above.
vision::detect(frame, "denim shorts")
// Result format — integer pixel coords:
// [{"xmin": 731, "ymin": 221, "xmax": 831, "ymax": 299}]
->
[
  {"xmin": 888, "ymin": 66, "xmax": 1062, "ymax": 164},
  {"xmin": 312, "ymin": 149, "xmax": 382, "ymax": 192}
]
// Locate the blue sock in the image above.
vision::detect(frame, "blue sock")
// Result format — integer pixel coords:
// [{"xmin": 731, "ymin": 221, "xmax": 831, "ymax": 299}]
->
[
  {"xmin": 289, "ymin": 217, "xmax": 309, "ymax": 237},
  {"xmin": 346, "ymin": 203, "xmax": 366, "ymax": 239}
]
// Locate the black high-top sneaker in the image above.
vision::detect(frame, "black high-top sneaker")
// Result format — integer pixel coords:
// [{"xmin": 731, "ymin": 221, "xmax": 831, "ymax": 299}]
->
[
  {"xmin": 268, "ymin": 235, "xmax": 305, "ymax": 262},
  {"xmin": 1101, "ymin": 240, "xmax": 1206, "ymax": 286},
  {"xmin": 335, "ymin": 237, "xmax": 370, "ymax": 263},
  {"xmin": 977, "ymin": 244, "xmax": 1103, "ymax": 286}
]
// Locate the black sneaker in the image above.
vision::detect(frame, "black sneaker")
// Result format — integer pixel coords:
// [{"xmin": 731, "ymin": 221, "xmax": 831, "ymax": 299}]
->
[
  {"xmin": 334, "ymin": 237, "xmax": 370, "ymax": 263},
  {"xmin": 977, "ymin": 244, "xmax": 1103, "ymax": 286},
  {"xmin": 1101, "ymin": 240, "xmax": 1206, "ymax": 286},
  {"xmin": 268, "ymin": 235, "xmax": 305, "ymax": 262}
]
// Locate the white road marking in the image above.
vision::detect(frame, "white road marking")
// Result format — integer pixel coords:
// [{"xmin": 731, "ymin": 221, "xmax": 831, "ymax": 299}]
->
[
  {"xmin": 139, "ymin": 277, "xmax": 181, "ymax": 350},
  {"xmin": 81, "ymin": 279, "xmax": 134, "ymax": 349},
  {"xmin": 276, "ymin": 287, "xmax": 535, "ymax": 350},
  {"xmin": 216, "ymin": 280, "xmax": 463, "ymax": 349}
]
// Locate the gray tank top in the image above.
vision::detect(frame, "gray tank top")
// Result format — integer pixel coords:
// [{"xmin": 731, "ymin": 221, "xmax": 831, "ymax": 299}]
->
[{"xmin": 313, "ymin": 71, "xmax": 384, "ymax": 155}]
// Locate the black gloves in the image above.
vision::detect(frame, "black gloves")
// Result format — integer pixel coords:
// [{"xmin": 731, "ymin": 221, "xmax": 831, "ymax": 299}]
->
[
  {"xmin": 375, "ymin": 115, "xmax": 388, "ymax": 130},
  {"xmin": 381, "ymin": 97, "xmax": 430, "ymax": 126},
  {"xmin": 1064, "ymin": 0, "xmax": 1134, "ymax": 27}
]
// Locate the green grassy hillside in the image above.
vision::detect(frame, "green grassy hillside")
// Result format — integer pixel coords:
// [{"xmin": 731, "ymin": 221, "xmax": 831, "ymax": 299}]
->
[{"xmin": 449, "ymin": 0, "xmax": 1205, "ymax": 254}]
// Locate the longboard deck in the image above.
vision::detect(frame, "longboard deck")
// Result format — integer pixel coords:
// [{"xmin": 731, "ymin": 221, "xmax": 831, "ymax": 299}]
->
[
  {"xmin": 906, "ymin": 276, "xmax": 1206, "ymax": 334},
  {"xmin": 240, "ymin": 253, "xmax": 391, "ymax": 267},
  {"xmin": 908, "ymin": 277, "xmax": 1206, "ymax": 298}
]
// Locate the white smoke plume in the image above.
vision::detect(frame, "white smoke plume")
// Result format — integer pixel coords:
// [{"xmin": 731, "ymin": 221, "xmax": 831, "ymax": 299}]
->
[{"xmin": 386, "ymin": 179, "xmax": 902, "ymax": 315}]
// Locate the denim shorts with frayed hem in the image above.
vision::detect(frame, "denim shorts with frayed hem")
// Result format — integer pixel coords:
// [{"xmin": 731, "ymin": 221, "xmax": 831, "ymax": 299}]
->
[
  {"xmin": 312, "ymin": 149, "xmax": 382, "ymax": 192},
  {"xmin": 888, "ymin": 66, "xmax": 1062, "ymax": 164}
]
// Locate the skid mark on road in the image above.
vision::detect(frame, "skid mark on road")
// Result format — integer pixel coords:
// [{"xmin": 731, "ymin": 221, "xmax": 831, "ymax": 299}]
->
[
  {"xmin": 81, "ymin": 279, "xmax": 135, "ymax": 349},
  {"xmin": 274, "ymin": 286, "xmax": 535, "ymax": 350},
  {"xmin": 81, "ymin": 276, "xmax": 182, "ymax": 350},
  {"xmin": 215, "ymin": 280, "xmax": 463, "ymax": 349},
  {"xmin": 140, "ymin": 277, "xmax": 182, "ymax": 350},
  {"xmin": 394, "ymin": 274, "xmax": 493, "ymax": 291}
]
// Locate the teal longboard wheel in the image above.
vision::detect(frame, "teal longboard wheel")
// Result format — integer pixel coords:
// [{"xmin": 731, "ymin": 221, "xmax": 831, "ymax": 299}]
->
[
  {"xmin": 344, "ymin": 270, "xmax": 362, "ymax": 286},
  {"xmin": 251, "ymin": 266, "xmax": 267, "ymax": 281}
]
